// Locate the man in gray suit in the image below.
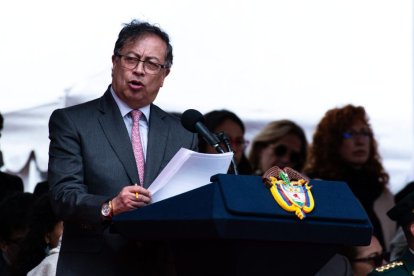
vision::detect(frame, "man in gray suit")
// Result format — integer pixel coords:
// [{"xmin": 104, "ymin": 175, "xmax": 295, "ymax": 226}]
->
[{"xmin": 48, "ymin": 19, "xmax": 197, "ymax": 275}]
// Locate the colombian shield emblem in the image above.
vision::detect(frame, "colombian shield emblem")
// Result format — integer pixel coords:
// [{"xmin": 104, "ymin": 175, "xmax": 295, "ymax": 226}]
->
[{"xmin": 263, "ymin": 166, "xmax": 315, "ymax": 220}]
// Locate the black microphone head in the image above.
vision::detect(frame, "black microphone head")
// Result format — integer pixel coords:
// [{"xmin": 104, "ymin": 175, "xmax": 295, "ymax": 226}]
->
[{"xmin": 181, "ymin": 109, "xmax": 205, "ymax": 133}]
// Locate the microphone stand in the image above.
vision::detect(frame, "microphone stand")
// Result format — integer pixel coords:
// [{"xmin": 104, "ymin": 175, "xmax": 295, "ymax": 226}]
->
[{"xmin": 216, "ymin": 132, "xmax": 239, "ymax": 175}]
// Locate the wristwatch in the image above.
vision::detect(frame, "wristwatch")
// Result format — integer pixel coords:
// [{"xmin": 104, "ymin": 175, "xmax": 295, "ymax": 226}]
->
[{"xmin": 101, "ymin": 200, "xmax": 113, "ymax": 219}]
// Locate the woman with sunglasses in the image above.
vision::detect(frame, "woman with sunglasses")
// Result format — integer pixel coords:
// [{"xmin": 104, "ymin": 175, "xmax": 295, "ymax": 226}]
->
[
  {"xmin": 248, "ymin": 119, "xmax": 308, "ymax": 174},
  {"xmin": 304, "ymin": 104, "xmax": 395, "ymax": 253}
]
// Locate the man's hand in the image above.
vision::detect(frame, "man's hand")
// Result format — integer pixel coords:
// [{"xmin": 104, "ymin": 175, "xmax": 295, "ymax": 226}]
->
[{"xmin": 111, "ymin": 185, "xmax": 151, "ymax": 215}]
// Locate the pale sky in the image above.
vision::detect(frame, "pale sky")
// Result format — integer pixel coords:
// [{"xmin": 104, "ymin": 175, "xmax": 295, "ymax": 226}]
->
[{"xmin": 0, "ymin": 0, "xmax": 412, "ymax": 192}]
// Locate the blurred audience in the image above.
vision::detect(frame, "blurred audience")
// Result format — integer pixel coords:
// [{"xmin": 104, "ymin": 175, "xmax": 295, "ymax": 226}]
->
[
  {"xmin": 248, "ymin": 119, "xmax": 308, "ymax": 175},
  {"xmin": 0, "ymin": 192, "xmax": 34, "ymax": 276},
  {"xmin": 199, "ymin": 109, "xmax": 253, "ymax": 175},
  {"xmin": 33, "ymin": 180, "xmax": 49, "ymax": 199},
  {"xmin": 12, "ymin": 193, "xmax": 63, "ymax": 276},
  {"xmin": 0, "ymin": 172, "xmax": 23, "ymax": 202},
  {"xmin": 343, "ymin": 235, "xmax": 386, "ymax": 276},
  {"xmin": 388, "ymin": 181, "xmax": 414, "ymax": 261},
  {"xmin": 0, "ymin": 112, "xmax": 24, "ymax": 201},
  {"xmin": 304, "ymin": 104, "xmax": 395, "ymax": 251},
  {"xmin": 368, "ymin": 191, "xmax": 414, "ymax": 275}
]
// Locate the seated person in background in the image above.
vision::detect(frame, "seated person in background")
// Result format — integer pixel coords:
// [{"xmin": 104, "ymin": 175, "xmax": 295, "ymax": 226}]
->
[
  {"xmin": 33, "ymin": 180, "xmax": 49, "ymax": 198},
  {"xmin": 199, "ymin": 109, "xmax": 253, "ymax": 174},
  {"xmin": 388, "ymin": 181, "xmax": 414, "ymax": 261},
  {"xmin": 13, "ymin": 193, "xmax": 64, "ymax": 276},
  {"xmin": 368, "ymin": 191, "xmax": 414, "ymax": 275},
  {"xmin": 0, "ymin": 192, "xmax": 34, "ymax": 276},
  {"xmin": 0, "ymin": 111, "xmax": 24, "ymax": 201},
  {"xmin": 304, "ymin": 104, "xmax": 395, "ymax": 251},
  {"xmin": 248, "ymin": 119, "xmax": 308, "ymax": 175},
  {"xmin": 0, "ymin": 172, "xmax": 23, "ymax": 201},
  {"xmin": 343, "ymin": 235, "xmax": 386, "ymax": 276}
]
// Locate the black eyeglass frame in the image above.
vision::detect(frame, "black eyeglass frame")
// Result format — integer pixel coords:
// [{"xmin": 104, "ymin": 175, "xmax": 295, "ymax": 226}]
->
[
  {"xmin": 351, "ymin": 252, "xmax": 390, "ymax": 267},
  {"xmin": 115, "ymin": 54, "xmax": 168, "ymax": 74}
]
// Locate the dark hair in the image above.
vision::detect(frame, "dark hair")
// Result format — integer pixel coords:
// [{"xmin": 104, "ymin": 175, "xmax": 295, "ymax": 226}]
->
[
  {"xmin": 198, "ymin": 109, "xmax": 245, "ymax": 153},
  {"xmin": 304, "ymin": 104, "xmax": 389, "ymax": 186},
  {"xmin": 0, "ymin": 111, "xmax": 3, "ymax": 131},
  {"xmin": 33, "ymin": 180, "xmax": 49, "ymax": 198},
  {"xmin": 114, "ymin": 19, "xmax": 173, "ymax": 68},
  {"xmin": 0, "ymin": 192, "xmax": 34, "ymax": 243},
  {"xmin": 13, "ymin": 193, "xmax": 62, "ymax": 275}
]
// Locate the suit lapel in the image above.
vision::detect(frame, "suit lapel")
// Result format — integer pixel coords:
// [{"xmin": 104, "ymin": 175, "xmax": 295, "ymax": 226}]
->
[
  {"xmin": 97, "ymin": 89, "xmax": 139, "ymax": 184},
  {"xmin": 144, "ymin": 105, "xmax": 168, "ymax": 188}
]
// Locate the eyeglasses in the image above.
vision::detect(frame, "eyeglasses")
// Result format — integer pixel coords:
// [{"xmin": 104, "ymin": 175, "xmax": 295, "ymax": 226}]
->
[
  {"xmin": 272, "ymin": 144, "xmax": 301, "ymax": 164},
  {"xmin": 228, "ymin": 138, "xmax": 249, "ymax": 149},
  {"xmin": 116, "ymin": 54, "xmax": 168, "ymax": 75},
  {"xmin": 343, "ymin": 130, "xmax": 372, "ymax": 140},
  {"xmin": 351, "ymin": 252, "xmax": 389, "ymax": 267}
]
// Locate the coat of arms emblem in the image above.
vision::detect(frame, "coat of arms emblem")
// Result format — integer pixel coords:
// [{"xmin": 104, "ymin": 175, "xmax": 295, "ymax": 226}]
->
[{"xmin": 263, "ymin": 166, "xmax": 315, "ymax": 220}]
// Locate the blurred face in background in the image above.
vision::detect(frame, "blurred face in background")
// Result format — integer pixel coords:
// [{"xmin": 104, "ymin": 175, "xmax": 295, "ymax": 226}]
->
[
  {"xmin": 350, "ymin": 236, "xmax": 384, "ymax": 276},
  {"xmin": 259, "ymin": 133, "xmax": 302, "ymax": 173},
  {"xmin": 0, "ymin": 228, "xmax": 27, "ymax": 265},
  {"xmin": 339, "ymin": 120, "xmax": 371, "ymax": 168},
  {"xmin": 206, "ymin": 119, "xmax": 247, "ymax": 163}
]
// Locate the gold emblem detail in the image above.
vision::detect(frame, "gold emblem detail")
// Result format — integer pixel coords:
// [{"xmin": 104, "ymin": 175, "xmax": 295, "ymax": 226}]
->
[{"xmin": 375, "ymin": 261, "xmax": 403, "ymax": 272}]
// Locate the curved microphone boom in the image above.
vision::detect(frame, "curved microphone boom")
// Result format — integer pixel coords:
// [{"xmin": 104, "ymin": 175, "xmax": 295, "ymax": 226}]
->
[{"xmin": 181, "ymin": 109, "xmax": 225, "ymax": 153}]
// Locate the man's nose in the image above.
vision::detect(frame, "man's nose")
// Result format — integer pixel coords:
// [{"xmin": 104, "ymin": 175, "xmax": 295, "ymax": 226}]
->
[{"xmin": 134, "ymin": 60, "xmax": 145, "ymax": 74}]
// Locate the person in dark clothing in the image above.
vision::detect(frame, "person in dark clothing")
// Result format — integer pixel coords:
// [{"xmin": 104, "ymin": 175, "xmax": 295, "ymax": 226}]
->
[
  {"xmin": 0, "ymin": 172, "xmax": 24, "ymax": 201},
  {"xmin": 0, "ymin": 192, "xmax": 34, "ymax": 276},
  {"xmin": 369, "ymin": 192, "xmax": 414, "ymax": 275},
  {"xmin": 12, "ymin": 193, "xmax": 63, "ymax": 276},
  {"xmin": 0, "ymin": 111, "xmax": 24, "ymax": 202}
]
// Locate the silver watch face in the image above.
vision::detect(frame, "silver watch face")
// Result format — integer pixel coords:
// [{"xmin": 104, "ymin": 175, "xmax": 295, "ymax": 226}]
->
[{"xmin": 101, "ymin": 203, "xmax": 111, "ymax": 216}]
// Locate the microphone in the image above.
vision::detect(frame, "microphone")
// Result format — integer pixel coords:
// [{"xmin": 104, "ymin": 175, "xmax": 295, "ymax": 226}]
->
[
  {"xmin": 216, "ymin": 132, "xmax": 239, "ymax": 175},
  {"xmin": 181, "ymin": 109, "xmax": 225, "ymax": 153}
]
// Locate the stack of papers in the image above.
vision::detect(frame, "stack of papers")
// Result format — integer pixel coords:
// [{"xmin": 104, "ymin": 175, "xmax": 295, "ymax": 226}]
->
[{"xmin": 148, "ymin": 148, "xmax": 233, "ymax": 203}]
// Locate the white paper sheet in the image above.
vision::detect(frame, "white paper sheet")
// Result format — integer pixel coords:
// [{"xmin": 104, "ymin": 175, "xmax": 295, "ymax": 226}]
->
[{"xmin": 148, "ymin": 148, "xmax": 233, "ymax": 203}]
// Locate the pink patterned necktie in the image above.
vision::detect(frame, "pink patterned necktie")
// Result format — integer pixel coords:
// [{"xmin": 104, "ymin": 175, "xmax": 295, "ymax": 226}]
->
[{"xmin": 131, "ymin": 110, "xmax": 145, "ymax": 185}]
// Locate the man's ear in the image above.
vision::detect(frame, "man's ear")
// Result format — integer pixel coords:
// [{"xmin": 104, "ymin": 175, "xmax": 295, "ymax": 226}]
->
[{"xmin": 160, "ymin": 69, "xmax": 170, "ymax": 87}]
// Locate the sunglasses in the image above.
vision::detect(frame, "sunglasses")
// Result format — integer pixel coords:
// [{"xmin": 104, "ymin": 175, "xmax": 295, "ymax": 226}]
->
[
  {"xmin": 351, "ymin": 252, "xmax": 389, "ymax": 267},
  {"xmin": 272, "ymin": 144, "xmax": 302, "ymax": 165}
]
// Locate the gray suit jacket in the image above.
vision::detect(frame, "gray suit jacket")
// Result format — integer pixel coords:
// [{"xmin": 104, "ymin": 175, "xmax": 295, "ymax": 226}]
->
[{"xmin": 48, "ymin": 88, "xmax": 198, "ymax": 275}]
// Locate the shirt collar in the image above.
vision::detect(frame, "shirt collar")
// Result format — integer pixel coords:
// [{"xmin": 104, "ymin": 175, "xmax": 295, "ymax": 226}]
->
[{"xmin": 110, "ymin": 86, "xmax": 151, "ymax": 120}]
